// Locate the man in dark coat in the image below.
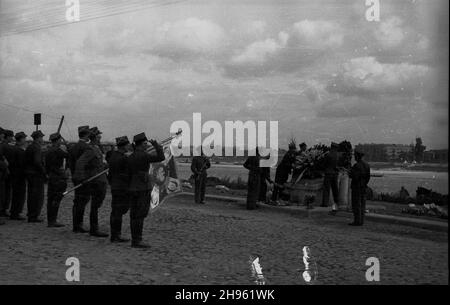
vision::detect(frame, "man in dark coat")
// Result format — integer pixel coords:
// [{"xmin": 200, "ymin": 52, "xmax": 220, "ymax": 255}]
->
[
  {"xmin": 0, "ymin": 129, "xmax": 14, "ymax": 217},
  {"xmin": 106, "ymin": 136, "xmax": 132, "ymax": 242},
  {"xmin": 349, "ymin": 151, "xmax": 371, "ymax": 226},
  {"xmin": 244, "ymin": 148, "xmax": 262, "ymax": 210},
  {"xmin": 0, "ymin": 127, "xmax": 7, "ymax": 225},
  {"xmin": 9, "ymin": 132, "xmax": 28, "ymax": 220},
  {"xmin": 191, "ymin": 149, "xmax": 211, "ymax": 204},
  {"xmin": 24, "ymin": 130, "xmax": 47, "ymax": 222},
  {"xmin": 127, "ymin": 132, "xmax": 165, "ymax": 248},
  {"xmin": 68, "ymin": 126, "xmax": 91, "ymax": 233},
  {"xmin": 322, "ymin": 142, "xmax": 340, "ymax": 209},
  {"xmin": 72, "ymin": 127, "xmax": 109, "ymax": 237},
  {"xmin": 45, "ymin": 133, "xmax": 69, "ymax": 227},
  {"xmin": 271, "ymin": 143, "xmax": 297, "ymax": 204}
]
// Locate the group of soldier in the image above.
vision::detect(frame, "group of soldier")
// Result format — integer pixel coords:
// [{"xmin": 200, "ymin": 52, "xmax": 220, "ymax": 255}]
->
[
  {"xmin": 242, "ymin": 141, "xmax": 371, "ymax": 226},
  {"xmin": 0, "ymin": 125, "xmax": 165, "ymax": 248}
]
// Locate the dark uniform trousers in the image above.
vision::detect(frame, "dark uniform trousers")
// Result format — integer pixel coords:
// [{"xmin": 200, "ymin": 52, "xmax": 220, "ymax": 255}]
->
[
  {"xmin": 1, "ymin": 177, "xmax": 11, "ymax": 215},
  {"xmin": 10, "ymin": 174, "xmax": 26, "ymax": 217},
  {"xmin": 271, "ymin": 169, "xmax": 289, "ymax": 202},
  {"xmin": 322, "ymin": 173, "xmax": 339, "ymax": 207},
  {"xmin": 129, "ymin": 191, "xmax": 151, "ymax": 243},
  {"xmin": 47, "ymin": 175, "xmax": 67, "ymax": 224},
  {"xmin": 194, "ymin": 173, "xmax": 207, "ymax": 203},
  {"xmin": 110, "ymin": 189, "xmax": 130, "ymax": 239},
  {"xmin": 351, "ymin": 187, "xmax": 366, "ymax": 225},
  {"xmin": 26, "ymin": 175, "xmax": 45, "ymax": 220},
  {"xmin": 72, "ymin": 180, "xmax": 107, "ymax": 232}
]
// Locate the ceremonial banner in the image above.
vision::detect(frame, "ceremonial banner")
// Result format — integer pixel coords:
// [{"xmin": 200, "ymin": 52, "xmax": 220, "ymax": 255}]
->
[{"xmin": 148, "ymin": 142, "xmax": 182, "ymax": 212}]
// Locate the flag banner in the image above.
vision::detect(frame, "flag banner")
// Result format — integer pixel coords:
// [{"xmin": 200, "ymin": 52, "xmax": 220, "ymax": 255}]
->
[{"xmin": 148, "ymin": 141, "xmax": 182, "ymax": 212}]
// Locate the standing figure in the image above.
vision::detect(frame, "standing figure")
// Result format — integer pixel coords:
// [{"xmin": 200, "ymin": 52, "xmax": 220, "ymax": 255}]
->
[
  {"xmin": 0, "ymin": 128, "xmax": 7, "ymax": 225},
  {"xmin": 24, "ymin": 130, "xmax": 47, "ymax": 223},
  {"xmin": 72, "ymin": 127, "xmax": 109, "ymax": 237},
  {"xmin": 322, "ymin": 142, "xmax": 340, "ymax": 210},
  {"xmin": 244, "ymin": 149, "xmax": 261, "ymax": 210},
  {"xmin": 349, "ymin": 151, "xmax": 370, "ymax": 226},
  {"xmin": 68, "ymin": 126, "xmax": 92, "ymax": 233},
  {"xmin": 45, "ymin": 133, "xmax": 69, "ymax": 227},
  {"xmin": 106, "ymin": 136, "xmax": 132, "ymax": 243},
  {"xmin": 0, "ymin": 129, "xmax": 14, "ymax": 217},
  {"xmin": 127, "ymin": 133, "xmax": 165, "ymax": 248},
  {"xmin": 9, "ymin": 132, "xmax": 28, "ymax": 220},
  {"xmin": 271, "ymin": 143, "xmax": 297, "ymax": 204},
  {"xmin": 191, "ymin": 150, "xmax": 210, "ymax": 204},
  {"xmin": 258, "ymin": 166, "xmax": 273, "ymax": 204}
]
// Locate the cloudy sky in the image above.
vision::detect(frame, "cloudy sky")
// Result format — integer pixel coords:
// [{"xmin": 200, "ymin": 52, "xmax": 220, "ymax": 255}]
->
[{"xmin": 0, "ymin": 0, "xmax": 448, "ymax": 149}]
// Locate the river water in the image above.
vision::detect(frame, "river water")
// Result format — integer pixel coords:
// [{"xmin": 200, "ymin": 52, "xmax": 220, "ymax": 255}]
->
[{"xmin": 177, "ymin": 163, "xmax": 448, "ymax": 195}]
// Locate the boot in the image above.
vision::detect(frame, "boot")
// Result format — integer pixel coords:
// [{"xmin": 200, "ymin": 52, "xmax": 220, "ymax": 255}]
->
[
  {"xmin": 72, "ymin": 206, "xmax": 88, "ymax": 233},
  {"xmin": 89, "ymin": 208, "xmax": 108, "ymax": 237},
  {"xmin": 131, "ymin": 219, "xmax": 148, "ymax": 248},
  {"xmin": 48, "ymin": 222, "xmax": 65, "ymax": 228},
  {"xmin": 110, "ymin": 215, "xmax": 127, "ymax": 242}
]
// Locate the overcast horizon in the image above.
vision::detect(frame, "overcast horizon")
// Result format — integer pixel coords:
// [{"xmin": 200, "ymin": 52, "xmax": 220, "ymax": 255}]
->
[{"xmin": 0, "ymin": 0, "xmax": 448, "ymax": 150}]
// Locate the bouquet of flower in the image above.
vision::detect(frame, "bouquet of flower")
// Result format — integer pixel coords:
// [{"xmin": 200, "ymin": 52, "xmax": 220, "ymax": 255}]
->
[{"xmin": 292, "ymin": 144, "xmax": 330, "ymax": 180}]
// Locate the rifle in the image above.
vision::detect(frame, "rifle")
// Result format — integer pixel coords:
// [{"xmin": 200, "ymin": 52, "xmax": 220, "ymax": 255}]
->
[{"xmin": 62, "ymin": 129, "xmax": 182, "ymax": 196}]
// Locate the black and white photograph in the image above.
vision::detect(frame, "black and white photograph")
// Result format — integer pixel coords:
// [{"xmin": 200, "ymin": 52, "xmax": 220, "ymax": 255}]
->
[{"xmin": 0, "ymin": 0, "xmax": 448, "ymax": 292}]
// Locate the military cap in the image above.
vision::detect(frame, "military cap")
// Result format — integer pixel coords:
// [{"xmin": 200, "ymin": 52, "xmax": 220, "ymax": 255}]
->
[
  {"xmin": 49, "ymin": 132, "xmax": 62, "ymax": 142},
  {"xmin": 89, "ymin": 126, "xmax": 102, "ymax": 136},
  {"xmin": 31, "ymin": 130, "xmax": 45, "ymax": 139},
  {"xmin": 133, "ymin": 132, "xmax": 148, "ymax": 144},
  {"xmin": 78, "ymin": 125, "xmax": 91, "ymax": 136},
  {"xmin": 4, "ymin": 129, "xmax": 14, "ymax": 138},
  {"xmin": 354, "ymin": 150, "xmax": 364, "ymax": 158},
  {"xmin": 299, "ymin": 142, "xmax": 307, "ymax": 148},
  {"xmin": 115, "ymin": 136, "xmax": 130, "ymax": 147},
  {"xmin": 14, "ymin": 131, "xmax": 27, "ymax": 140}
]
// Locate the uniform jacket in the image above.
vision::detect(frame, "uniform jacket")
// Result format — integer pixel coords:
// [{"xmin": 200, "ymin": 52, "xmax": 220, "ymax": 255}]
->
[
  {"xmin": 191, "ymin": 156, "xmax": 211, "ymax": 176},
  {"xmin": 350, "ymin": 160, "xmax": 371, "ymax": 189},
  {"xmin": 323, "ymin": 150, "xmax": 340, "ymax": 175},
  {"xmin": 68, "ymin": 139, "xmax": 90, "ymax": 175},
  {"xmin": 244, "ymin": 155, "xmax": 260, "ymax": 175},
  {"xmin": 106, "ymin": 150, "xmax": 130, "ymax": 190},
  {"xmin": 127, "ymin": 145, "xmax": 165, "ymax": 192},
  {"xmin": 0, "ymin": 142, "xmax": 8, "ymax": 178},
  {"xmin": 24, "ymin": 141, "xmax": 46, "ymax": 177},
  {"xmin": 8, "ymin": 145, "xmax": 26, "ymax": 178},
  {"xmin": 45, "ymin": 145, "xmax": 68, "ymax": 180},
  {"xmin": 73, "ymin": 143, "xmax": 108, "ymax": 183}
]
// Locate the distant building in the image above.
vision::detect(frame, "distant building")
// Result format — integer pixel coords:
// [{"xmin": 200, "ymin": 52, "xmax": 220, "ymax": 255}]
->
[
  {"xmin": 355, "ymin": 143, "xmax": 414, "ymax": 162},
  {"xmin": 423, "ymin": 149, "xmax": 448, "ymax": 164}
]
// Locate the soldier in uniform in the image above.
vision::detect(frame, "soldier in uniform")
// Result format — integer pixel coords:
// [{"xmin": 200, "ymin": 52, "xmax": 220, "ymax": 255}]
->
[
  {"xmin": 106, "ymin": 136, "xmax": 132, "ymax": 243},
  {"xmin": 244, "ymin": 149, "xmax": 262, "ymax": 210},
  {"xmin": 271, "ymin": 142, "xmax": 297, "ymax": 204},
  {"xmin": 0, "ymin": 128, "xmax": 7, "ymax": 225},
  {"xmin": 127, "ymin": 133, "xmax": 164, "ymax": 248},
  {"xmin": 72, "ymin": 127, "xmax": 109, "ymax": 237},
  {"xmin": 9, "ymin": 132, "xmax": 28, "ymax": 220},
  {"xmin": 45, "ymin": 133, "xmax": 69, "ymax": 227},
  {"xmin": 190, "ymin": 149, "xmax": 210, "ymax": 204},
  {"xmin": 24, "ymin": 130, "xmax": 46, "ymax": 223},
  {"xmin": 68, "ymin": 126, "xmax": 91, "ymax": 233},
  {"xmin": 349, "ymin": 151, "xmax": 371, "ymax": 226},
  {"xmin": 0, "ymin": 129, "xmax": 14, "ymax": 217}
]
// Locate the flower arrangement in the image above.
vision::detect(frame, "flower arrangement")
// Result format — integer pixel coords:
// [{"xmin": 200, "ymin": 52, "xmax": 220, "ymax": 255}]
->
[{"xmin": 293, "ymin": 144, "xmax": 330, "ymax": 180}]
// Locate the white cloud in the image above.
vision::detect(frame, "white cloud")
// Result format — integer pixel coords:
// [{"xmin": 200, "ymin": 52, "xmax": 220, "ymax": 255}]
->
[
  {"xmin": 374, "ymin": 16, "xmax": 405, "ymax": 49},
  {"xmin": 231, "ymin": 31, "xmax": 288, "ymax": 65},
  {"xmin": 292, "ymin": 20, "xmax": 344, "ymax": 49},
  {"xmin": 153, "ymin": 18, "xmax": 227, "ymax": 56},
  {"xmin": 332, "ymin": 56, "xmax": 430, "ymax": 95}
]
